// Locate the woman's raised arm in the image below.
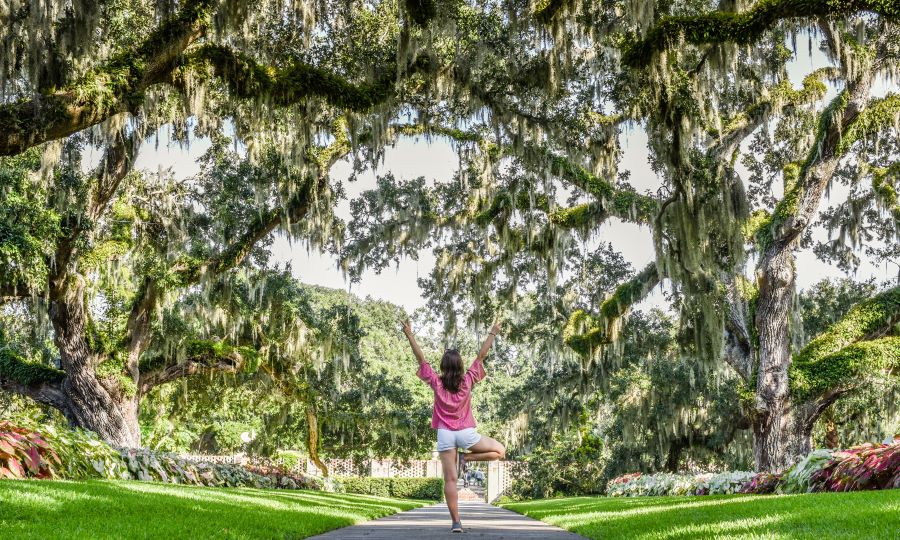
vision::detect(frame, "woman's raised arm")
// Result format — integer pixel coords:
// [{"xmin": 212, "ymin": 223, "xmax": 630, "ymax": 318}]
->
[
  {"xmin": 401, "ymin": 320, "xmax": 428, "ymax": 364},
  {"xmin": 475, "ymin": 322, "xmax": 502, "ymax": 363}
]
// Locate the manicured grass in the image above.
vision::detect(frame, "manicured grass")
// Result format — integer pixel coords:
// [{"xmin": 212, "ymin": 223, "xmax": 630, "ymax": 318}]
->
[
  {"xmin": 0, "ymin": 479, "xmax": 424, "ymax": 539},
  {"xmin": 502, "ymin": 490, "xmax": 900, "ymax": 539}
]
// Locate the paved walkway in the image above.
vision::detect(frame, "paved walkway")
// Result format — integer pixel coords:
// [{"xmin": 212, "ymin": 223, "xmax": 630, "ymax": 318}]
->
[{"xmin": 309, "ymin": 502, "xmax": 586, "ymax": 539}]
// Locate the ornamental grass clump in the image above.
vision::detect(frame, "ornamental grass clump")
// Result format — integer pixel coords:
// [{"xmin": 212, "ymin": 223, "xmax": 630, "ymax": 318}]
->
[{"xmin": 0, "ymin": 421, "xmax": 60, "ymax": 479}]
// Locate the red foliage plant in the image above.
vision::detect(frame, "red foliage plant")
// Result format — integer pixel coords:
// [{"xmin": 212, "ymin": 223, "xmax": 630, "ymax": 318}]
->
[
  {"xmin": 0, "ymin": 421, "xmax": 61, "ymax": 479},
  {"xmin": 609, "ymin": 472, "xmax": 642, "ymax": 485},
  {"xmin": 740, "ymin": 472, "xmax": 783, "ymax": 494},
  {"xmin": 810, "ymin": 442, "xmax": 900, "ymax": 492}
]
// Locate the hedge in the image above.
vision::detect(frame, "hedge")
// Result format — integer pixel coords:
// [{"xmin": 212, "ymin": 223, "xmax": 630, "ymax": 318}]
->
[{"xmin": 338, "ymin": 477, "xmax": 443, "ymax": 500}]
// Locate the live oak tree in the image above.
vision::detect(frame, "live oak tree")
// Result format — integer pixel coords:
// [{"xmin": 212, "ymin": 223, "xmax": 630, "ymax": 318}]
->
[
  {"xmin": 0, "ymin": 0, "xmax": 446, "ymax": 446},
  {"xmin": 340, "ymin": 1, "xmax": 900, "ymax": 471}
]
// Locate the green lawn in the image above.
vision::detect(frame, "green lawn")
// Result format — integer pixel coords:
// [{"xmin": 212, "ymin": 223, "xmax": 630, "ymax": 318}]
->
[
  {"xmin": 502, "ymin": 490, "xmax": 900, "ymax": 539},
  {"xmin": 0, "ymin": 479, "xmax": 424, "ymax": 539}
]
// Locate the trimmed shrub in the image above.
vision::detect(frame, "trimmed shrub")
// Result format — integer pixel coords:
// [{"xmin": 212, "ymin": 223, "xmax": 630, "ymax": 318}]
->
[
  {"xmin": 507, "ymin": 432, "xmax": 605, "ymax": 500},
  {"xmin": 273, "ymin": 450, "xmax": 304, "ymax": 471},
  {"xmin": 338, "ymin": 477, "xmax": 392, "ymax": 497},
  {"xmin": 338, "ymin": 477, "xmax": 443, "ymax": 500},
  {"xmin": 389, "ymin": 477, "xmax": 444, "ymax": 500}
]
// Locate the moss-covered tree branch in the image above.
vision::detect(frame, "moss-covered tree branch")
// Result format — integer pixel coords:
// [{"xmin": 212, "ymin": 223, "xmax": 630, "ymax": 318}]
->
[
  {"xmin": 622, "ymin": 0, "xmax": 900, "ymax": 68},
  {"xmin": 712, "ymin": 69, "xmax": 831, "ymax": 156},
  {"xmin": 0, "ymin": 0, "xmax": 215, "ymax": 156},
  {"xmin": 790, "ymin": 286, "xmax": 900, "ymax": 403},
  {"xmin": 189, "ymin": 44, "xmax": 404, "ymax": 112},
  {"xmin": 404, "ymin": 0, "xmax": 437, "ymax": 27},
  {"xmin": 0, "ymin": 348, "xmax": 71, "ymax": 414},
  {"xmin": 563, "ymin": 263, "xmax": 661, "ymax": 354},
  {"xmin": 0, "ymin": 1, "xmax": 417, "ymax": 157},
  {"xmin": 392, "ymin": 123, "xmax": 656, "ymax": 229},
  {"xmin": 534, "ymin": 0, "xmax": 568, "ymax": 23},
  {"xmin": 544, "ymin": 151, "xmax": 657, "ymax": 225},
  {"xmin": 138, "ymin": 339, "xmax": 258, "ymax": 394},
  {"xmin": 761, "ymin": 59, "xmax": 878, "ymax": 252}
]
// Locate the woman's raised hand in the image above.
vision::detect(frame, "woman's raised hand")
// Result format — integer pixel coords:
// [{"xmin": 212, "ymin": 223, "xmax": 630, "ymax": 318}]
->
[
  {"xmin": 401, "ymin": 319, "xmax": 413, "ymax": 335},
  {"xmin": 490, "ymin": 322, "xmax": 502, "ymax": 336}
]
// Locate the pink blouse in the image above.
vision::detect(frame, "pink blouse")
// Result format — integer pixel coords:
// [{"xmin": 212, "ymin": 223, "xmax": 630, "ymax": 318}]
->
[{"xmin": 417, "ymin": 358, "xmax": 486, "ymax": 431}]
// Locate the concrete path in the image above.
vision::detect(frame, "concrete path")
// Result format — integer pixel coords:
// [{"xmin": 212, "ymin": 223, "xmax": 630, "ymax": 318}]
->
[{"xmin": 308, "ymin": 501, "xmax": 587, "ymax": 539}]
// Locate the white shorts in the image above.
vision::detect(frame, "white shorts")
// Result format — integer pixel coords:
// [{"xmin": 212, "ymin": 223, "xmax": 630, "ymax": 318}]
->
[{"xmin": 437, "ymin": 428, "xmax": 482, "ymax": 452}]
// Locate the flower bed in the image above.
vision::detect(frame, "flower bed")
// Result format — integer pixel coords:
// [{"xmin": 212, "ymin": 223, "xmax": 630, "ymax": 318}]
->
[
  {"xmin": 607, "ymin": 471, "xmax": 754, "ymax": 497},
  {"xmin": 610, "ymin": 440, "xmax": 900, "ymax": 497}
]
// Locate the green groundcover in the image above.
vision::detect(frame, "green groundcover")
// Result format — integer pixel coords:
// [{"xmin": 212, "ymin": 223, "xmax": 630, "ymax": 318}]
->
[
  {"xmin": 502, "ymin": 491, "xmax": 900, "ymax": 539},
  {"xmin": 0, "ymin": 479, "xmax": 424, "ymax": 540}
]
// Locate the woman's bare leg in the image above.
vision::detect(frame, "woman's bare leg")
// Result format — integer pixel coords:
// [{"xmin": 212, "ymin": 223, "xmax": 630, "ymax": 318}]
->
[
  {"xmin": 439, "ymin": 449, "xmax": 460, "ymax": 524},
  {"xmin": 464, "ymin": 435, "xmax": 506, "ymax": 462}
]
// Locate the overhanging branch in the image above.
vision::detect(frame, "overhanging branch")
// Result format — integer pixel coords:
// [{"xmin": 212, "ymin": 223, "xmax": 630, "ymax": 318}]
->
[
  {"xmin": 0, "ymin": 348, "xmax": 70, "ymax": 414},
  {"xmin": 622, "ymin": 0, "xmax": 900, "ymax": 69},
  {"xmin": 190, "ymin": 44, "xmax": 403, "ymax": 112},
  {"xmin": 790, "ymin": 286, "xmax": 900, "ymax": 403},
  {"xmin": 138, "ymin": 341, "xmax": 251, "ymax": 394},
  {"xmin": 564, "ymin": 263, "xmax": 662, "ymax": 354},
  {"xmin": 0, "ymin": 0, "xmax": 214, "ymax": 156}
]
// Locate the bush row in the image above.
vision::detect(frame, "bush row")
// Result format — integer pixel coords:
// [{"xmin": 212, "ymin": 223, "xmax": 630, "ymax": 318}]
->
[
  {"xmin": 338, "ymin": 477, "xmax": 444, "ymax": 500},
  {"xmin": 1, "ymin": 421, "xmax": 329, "ymax": 491},
  {"xmin": 609, "ymin": 440, "xmax": 900, "ymax": 497},
  {"xmin": 2, "ymin": 421, "xmax": 443, "ymax": 500}
]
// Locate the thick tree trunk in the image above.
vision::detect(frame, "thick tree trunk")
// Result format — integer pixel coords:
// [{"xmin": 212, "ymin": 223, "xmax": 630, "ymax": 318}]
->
[
  {"xmin": 61, "ymin": 379, "xmax": 141, "ymax": 447},
  {"xmin": 753, "ymin": 241, "xmax": 800, "ymax": 471},
  {"xmin": 49, "ymin": 283, "xmax": 141, "ymax": 447},
  {"xmin": 751, "ymin": 401, "xmax": 813, "ymax": 471},
  {"xmin": 665, "ymin": 441, "xmax": 684, "ymax": 472}
]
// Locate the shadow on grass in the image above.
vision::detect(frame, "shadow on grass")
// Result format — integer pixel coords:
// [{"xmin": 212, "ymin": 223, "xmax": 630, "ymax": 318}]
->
[
  {"xmin": 0, "ymin": 480, "xmax": 420, "ymax": 540},
  {"xmin": 503, "ymin": 491, "xmax": 900, "ymax": 540}
]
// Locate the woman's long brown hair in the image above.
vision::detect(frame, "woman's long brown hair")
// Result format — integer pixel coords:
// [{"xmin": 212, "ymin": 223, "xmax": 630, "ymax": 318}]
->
[{"xmin": 440, "ymin": 349, "xmax": 464, "ymax": 393}]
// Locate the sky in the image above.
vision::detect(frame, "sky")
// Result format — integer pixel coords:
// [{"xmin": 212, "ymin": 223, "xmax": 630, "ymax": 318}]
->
[{"xmin": 126, "ymin": 48, "xmax": 898, "ymax": 314}]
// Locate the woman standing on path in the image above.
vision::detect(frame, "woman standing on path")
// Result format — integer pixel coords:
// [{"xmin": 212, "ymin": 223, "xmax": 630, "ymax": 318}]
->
[{"xmin": 401, "ymin": 320, "xmax": 507, "ymax": 533}]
